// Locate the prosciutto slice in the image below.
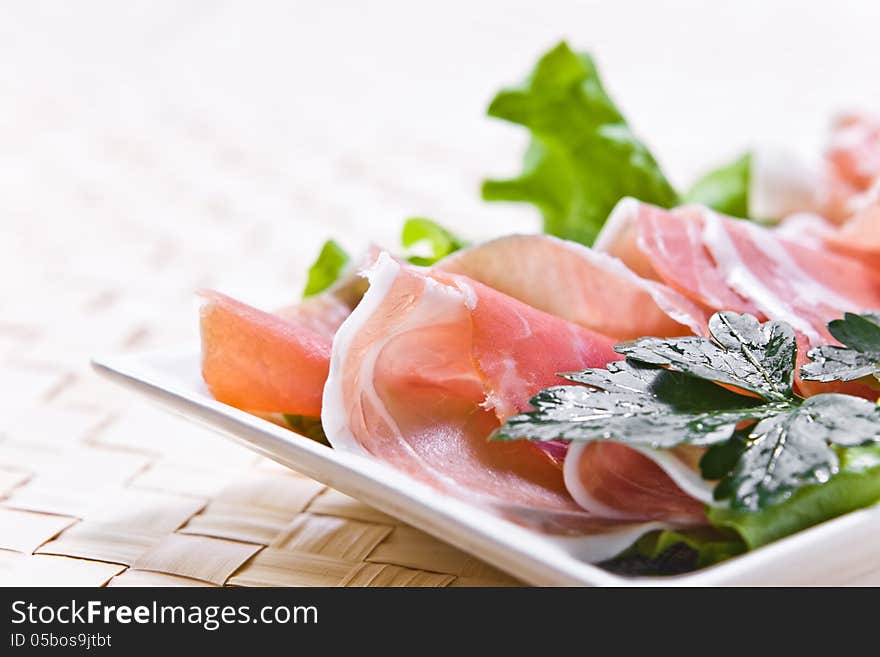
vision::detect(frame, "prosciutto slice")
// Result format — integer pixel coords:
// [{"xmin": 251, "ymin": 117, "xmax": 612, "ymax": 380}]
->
[
  {"xmin": 437, "ymin": 233, "xmax": 706, "ymax": 339},
  {"xmin": 564, "ymin": 443, "xmax": 708, "ymax": 524},
  {"xmin": 200, "ymin": 290, "xmax": 331, "ymax": 416},
  {"xmin": 595, "ymin": 199, "xmax": 880, "ymax": 397},
  {"xmin": 322, "ymin": 252, "xmax": 616, "ymax": 502},
  {"xmin": 322, "ymin": 253, "xmax": 705, "ymax": 551},
  {"xmin": 595, "ymin": 198, "xmax": 759, "ymax": 315},
  {"xmin": 597, "ymin": 199, "xmax": 880, "ymax": 343},
  {"xmin": 824, "ymin": 204, "xmax": 880, "ymax": 269},
  {"xmin": 200, "ymin": 249, "xmax": 377, "ymax": 415},
  {"xmin": 827, "ymin": 113, "xmax": 880, "ymax": 193},
  {"xmin": 700, "ymin": 208, "xmax": 880, "ymax": 346}
]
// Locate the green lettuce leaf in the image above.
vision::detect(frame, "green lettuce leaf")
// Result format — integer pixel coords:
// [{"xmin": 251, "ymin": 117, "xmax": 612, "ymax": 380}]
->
[
  {"xmin": 601, "ymin": 527, "xmax": 745, "ymax": 576},
  {"xmin": 303, "ymin": 240, "xmax": 350, "ymax": 298},
  {"xmin": 482, "ymin": 41, "xmax": 679, "ymax": 246},
  {"xmin": 684, "ymin": 152, "xmax": 752, "ymax": 218},
  {"xmin": 635, "ymin": 527, "xmax": 746, "ymax": 568},
  {"xmin": 709, "ymin": 446, "xmax": 880, "ymax": 548},
  {"xmin": 283, "ymin": 414, "xmax": 329, "ymax": 445},
  {"xmin": 401, "ymin": 217, "xmax": 467, "ymax": 266}
]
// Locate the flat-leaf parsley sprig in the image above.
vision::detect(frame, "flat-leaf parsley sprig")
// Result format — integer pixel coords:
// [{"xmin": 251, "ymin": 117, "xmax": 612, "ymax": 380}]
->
[
  {"xmin": 494, "ymin": 312, "xmax": 880, "ymax": 512},
  {"xmin": 801, "ymin": 311, "xmax": 880, "ymax": 384}
]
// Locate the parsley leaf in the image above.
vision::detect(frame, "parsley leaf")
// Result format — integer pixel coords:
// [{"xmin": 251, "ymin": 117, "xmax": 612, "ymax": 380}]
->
[
  {"xmin": 617, "ymin": 311, "xmax": 798, "ymax": 402},
  {"xmin": 302, "ymin": 240, "xmax": 350, "ymax": 298},
  {"xmin": 401, "ymin": 217, "xmax": 467, "ymax": 266},
  {"xmin": 709, "ymin": 445, "xmax": 880, "ymax": 548},
  {"xmin": 494, "ymin": 360, "xmax": 768, "ymax": 448},
  {"xmin": 801, "ymin": 312, "xmax": 880, "ymax": 384},
  {"xmin": 712, "ymin": 394, "xmax": 880, "ymax": 510},
  {"xmin": 482, "ymin": 42, "xmax": 679, "ymax": 246},
  {"xmin": 495, "ymin": 311, "xmax": 880, "ymax": 512}
]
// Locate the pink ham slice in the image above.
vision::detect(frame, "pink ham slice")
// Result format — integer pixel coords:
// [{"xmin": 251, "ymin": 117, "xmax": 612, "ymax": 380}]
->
[
  {"xmin": 699, "ymin": 207, "xmax": 880, "ymax": 397},
  {"xmin": 595, "ymin": 199, "xmax": 760, "ymax": 316},
  {"xmin": 322, "ymin": 252, "xmax": 615, "ymax": 507},
  {"xmin": 322, "ymin": 253, "xmax": 705, "ymax": 547},
  {"xmin": 436, "ymin": 233, "xmax": 706, "ymax": 340},
  {"xmin": 823, "ymin": 204, "xmax": 880, "ymax": 269},
  {"xmin": 596, "ymin": 199, "xmax": 880, "ymax": 397},
  {"xmin": 564, "ymin": 443, "xmax": 707, "ymax": 524},
  {"xmin": 200, "ymin": 249, "xmax": 378, "ymax": 416},
  {"xmin": 700, "ymin": 208, "xmax": 880, "ymax": 346},
  {"xmin": 597, "ymin": 199, "xmax": 880, "ymax": 344},
  {"xmin": 200, "ymin": 290, "xmax": 332, "ymax": 416},
  {"xmin": 275, "ymin": 246, "xmax": 379, "ymax": 339},
  {"xmin": 827, "ymin": 113, "xmax": 880, "ymax": 193}
]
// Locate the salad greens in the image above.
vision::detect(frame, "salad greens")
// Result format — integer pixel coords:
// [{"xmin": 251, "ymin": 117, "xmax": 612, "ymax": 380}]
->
[
  {"xmin": 302, "ymin": 218, "xmax": 465, "ymax": 297},
  {"xmin": 709, "ymin": 445, "xmax": 880, "ymax": 548},
  {"xmin": 684, "ymin": 152, "xmax": 752, "ymax": 219},
  {"xmin": 303, "ymin": 240, "xmax": 350, "ymax": 298},
  {"xmin": 482, "ymin": 42, "xmax": 680, "ymax": 246},
  {"xmin": 496, "ymin": 311, "xmax": 880, "ymax": 515},
  {"xmin": 601, "ymin": 526, "xmax": 747, "ymax": 575},
  {"xmin": 283, "ymin": 414, "xmax": 329, "ymax": 445},
  {"xmin": 801, "ymin": 312, "xmax": 880, "ymax": 384},
  {"xmin": 634, "ymin": 527, "xmax": 746, "ymax": 567},
  {"xmin": 483, "ymin": 42, "xmax": 770, "ymax": 238},
  {"xmin": 401, "ymin": 217, "xmax": 467, "ymax": 266},
  {"xmin": 305, "ymin": 43, "xmax": 763, "ymax": 296},
  {"xmin": 289, "ymin": 45, "xmax": 880, "ymax": 571}
]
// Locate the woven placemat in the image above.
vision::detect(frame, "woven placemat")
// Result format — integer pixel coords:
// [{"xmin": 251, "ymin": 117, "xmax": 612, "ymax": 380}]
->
[{"xmin": 0, "ymin": 359, "xmax": 522, "ymax": 586}]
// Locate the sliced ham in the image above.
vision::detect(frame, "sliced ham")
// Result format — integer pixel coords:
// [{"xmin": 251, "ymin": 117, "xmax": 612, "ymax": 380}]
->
[
  {"xmin": 564, "ymin": 443, "xmax": 708, "ymax": 525},
  {"xmin": 201, "ymin": 248, "xmax": 377, "ymax": 415},
  {"xmin": 322, "ymin": 253, "xmax": 705, "ymax": 551},
  {"xmin": 827, "ymin": 113, "xmax": 880, "ymax": 193},
  {"xmin": 700, "ymin": 207, "xmax": 880, "ymax": 397},
  {"xmin": 596, "ymin": 199, "xmax": 880, "ymax": 397},
  {"xmin": 437, "ymin": 233, "xmax": 706, "ymax": 339},
  {"xmin": 823, "ymin": 204, "xmax": 880, "ymax": 269},
  {"xmin": 597, "ymin": 199, "xmax": 880, "ymax": 345},
  {"xmin": 595, "ymin": 198, "xmax": 759, "ymax": 316},
  {"xmin": 700, "ymin": 208, "xmax": 880, "ymax": 345},
  {"xmin": 322, "ymin": 252, "xmax": 616, "ymax": 504},
  {"xmin": 199, "ymin": 290, "xmax": 331, "ymax": 416}
]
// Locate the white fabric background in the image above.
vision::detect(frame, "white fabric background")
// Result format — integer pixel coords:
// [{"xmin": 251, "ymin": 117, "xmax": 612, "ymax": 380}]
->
[{"xmin": 3, "ymin": 1, "xmax": 878, "ymax": 316}]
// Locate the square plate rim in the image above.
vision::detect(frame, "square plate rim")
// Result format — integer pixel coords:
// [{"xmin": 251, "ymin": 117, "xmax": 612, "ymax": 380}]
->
[{"xmin": 92, "ymin": 346, "xmax": 880, "ymax": 586}]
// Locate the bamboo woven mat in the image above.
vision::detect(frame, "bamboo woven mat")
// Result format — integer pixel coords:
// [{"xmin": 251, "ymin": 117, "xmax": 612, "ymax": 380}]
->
[
  {"xmin": 0, "ymin": 365, "xmax": 521, "ymax": 587},
  {"xmin": 5, "ymin": 2, "xmax": 880, "ymax": 588}
]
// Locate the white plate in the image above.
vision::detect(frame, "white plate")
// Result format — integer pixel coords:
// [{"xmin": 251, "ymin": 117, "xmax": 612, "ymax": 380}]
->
[{"xmin": 93, "ymin": 348, "xmax": 880, "ymax": 586}]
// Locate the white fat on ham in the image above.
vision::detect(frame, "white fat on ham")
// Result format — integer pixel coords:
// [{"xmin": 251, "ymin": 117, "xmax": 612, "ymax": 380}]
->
[
  {"xmin": 322, "ymin": 252, "xmax": 706, "ymax": 561},
  {"xmin": 701, "ymin": 210, "xmax": 824, "ymax": 342},
  {"xmin": 700, "ymin": 208, "xmax": 879, "ymax": 345},
  {"xmin": 775, "ymin": 212, "xmax": 835, "ymax": 249},
  {"xmin": 632, "ymin": 447, "xmax": 716, "ymax": 506}
]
